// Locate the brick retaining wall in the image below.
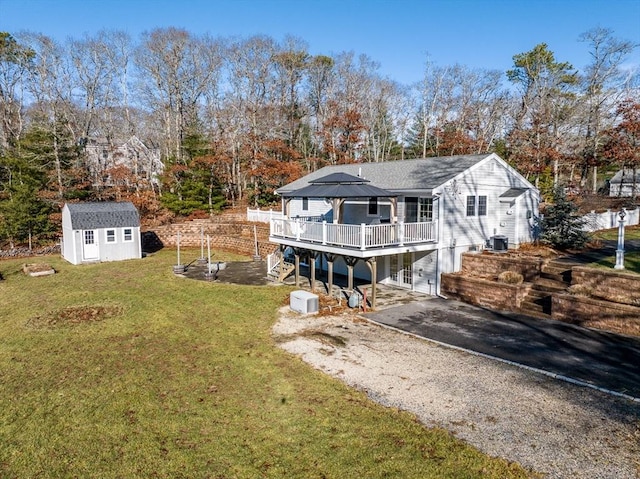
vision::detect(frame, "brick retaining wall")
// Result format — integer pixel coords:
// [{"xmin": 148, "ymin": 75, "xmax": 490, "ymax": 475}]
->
[
  {"xmin": 570, "ymin": 266, "xmax": 640, "ymax": 306},
  {"xmin": 460, "ymin": 252, "xmax": 543, "ymax": 282},
  {"xmin": 552, "ymin": 294, "xmax": 640, "ymax": 336},
  {"xmin": 441, "ymin": 273, "xmax": 532, "ymax": 311},
  {"xmin": 144, "ymin": 220, "xmax": 274, "ymax": 258}
]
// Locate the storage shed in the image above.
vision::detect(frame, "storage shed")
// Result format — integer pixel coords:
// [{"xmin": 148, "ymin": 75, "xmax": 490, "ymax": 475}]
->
[{"xmin": 61, "ymin": 202, "xmax": 142, "ymax": 265}]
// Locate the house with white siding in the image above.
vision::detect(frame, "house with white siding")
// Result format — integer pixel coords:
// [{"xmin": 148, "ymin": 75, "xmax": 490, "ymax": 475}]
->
[
  {"xmin": 609, "ymin": 169, "xmax": 640, "ymax": 197},
  {"xmin": 267, "ymin": 153, "xmax": 540, "ymax": 305},
  {"xmin": 61, "ymin": 202, "xmax": 142, "ymax": 265}
]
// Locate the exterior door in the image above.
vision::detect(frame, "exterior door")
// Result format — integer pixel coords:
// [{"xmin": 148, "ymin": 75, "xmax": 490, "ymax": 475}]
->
[
  {"xmin": 82, "ymin": 230, "xmax": 99, "ymax": 260},
  {"xmin": 389, "ymin": 252, "xmax": 413, "ymax": 289}
]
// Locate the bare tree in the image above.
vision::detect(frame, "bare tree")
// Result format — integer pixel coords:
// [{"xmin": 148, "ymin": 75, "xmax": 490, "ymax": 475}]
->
[
  {"xmin": 577, "ymin": 27, "xmax": 638, "ymax": 192},
  {"xmin": 135, "ymin": 28, "xmax": 223, "ymax": 163}
]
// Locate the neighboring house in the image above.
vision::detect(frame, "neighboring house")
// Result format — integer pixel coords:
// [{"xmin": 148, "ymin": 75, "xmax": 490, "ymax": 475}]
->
[
  {"xmin": 267, "ymin": 153, "xmax": 540, "ymax": 303},
  {"xmin": 83, "ymin": 136, "xmax": 163, "ymax": 186},
  {"xmin": 609, "ymin": 169, "xmax": 640, "ymax": 197},
  {"xmin": 61, "ymin": 202, "xmax": 142, "ymax": 265}
]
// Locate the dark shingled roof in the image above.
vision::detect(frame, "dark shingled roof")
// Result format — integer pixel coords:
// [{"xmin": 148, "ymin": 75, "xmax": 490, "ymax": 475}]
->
[
  {"xmin": 277, "ymin": 154, "xmax": 491, "ymax": 194},
  {"xmin": 282, "ymin": 172, "xmax": 394, "ymax": 198},
  {"xmin": 499, "ymin": 188, "xmax": 529, "ymax": 198},
  {"xmin": 66, "ymin": 202, "xmax": 140, "ymax": 230}
]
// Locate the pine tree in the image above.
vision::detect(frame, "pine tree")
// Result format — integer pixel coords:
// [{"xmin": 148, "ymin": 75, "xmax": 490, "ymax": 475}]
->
[{"xmin": 539, "ymin": 187, "xmax": 590, "ymax": 250}]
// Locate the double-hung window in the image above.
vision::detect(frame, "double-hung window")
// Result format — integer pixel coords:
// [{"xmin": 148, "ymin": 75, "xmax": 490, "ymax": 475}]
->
[
  {"xmin": 123, "ymin": 228, "xmax": 133, "ymax": 242},
  {"xmin": 466, "ymin": 195, "xmax": 487, "ymax": 216},
  {"xmin": 106, "ymin": 229, "xmax": 116, "ymax": 243}
]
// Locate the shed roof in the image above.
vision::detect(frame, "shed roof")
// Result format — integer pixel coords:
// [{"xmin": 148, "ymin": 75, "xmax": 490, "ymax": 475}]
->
[
  {"xmin": 66, "ymin": 202, "xmax": 140, "ymax": 230},
  {"xmin": 277, "ymin": 154, "xmax": 491, "ymax": 194}
]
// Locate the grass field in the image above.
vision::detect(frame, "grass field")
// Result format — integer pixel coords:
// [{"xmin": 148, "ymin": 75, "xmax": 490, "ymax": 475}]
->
[
  {"xmin": 0, "ymin": 249, "xmax": 531, "ymax": 478},
  {"xmin": 591, "ymin": 225, "xmax": 640, "ymax": 273}
]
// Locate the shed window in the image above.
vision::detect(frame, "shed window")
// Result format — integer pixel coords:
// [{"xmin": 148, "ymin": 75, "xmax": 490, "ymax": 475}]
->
[
  {"xmin": 106, "ymin": 229, "xmax": 116, "ymax": 243},
  {"xmin": 123, "ymin": 228, "xmax": 133, "ymax": 242},
  {"xmin": 302, "ymin": 197, "xmax": 308, "ymax": 211}
]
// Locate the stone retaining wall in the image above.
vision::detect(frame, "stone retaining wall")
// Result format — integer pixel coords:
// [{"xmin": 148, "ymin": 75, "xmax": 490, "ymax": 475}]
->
[
  {"xmin": 145, "ymin": 220, "xmax": 273, "ymax": 258},
  {"xmin": 570, "ymin": 266, "xmax": 640, "ymax": 306},
  {"xmin": 460, "ymin": 252, "xmax": 543, "ymax": 282},
  {"xmin": 552, "ymin": 294, "xmax": 640, "ymax": 336},
  {"xmin": 441, "ymin": 273, "xmax": 532, "ymax": 311},
  {"xmin": 0, "ymin": 244, "xmax": 60, "ymax": 259}
]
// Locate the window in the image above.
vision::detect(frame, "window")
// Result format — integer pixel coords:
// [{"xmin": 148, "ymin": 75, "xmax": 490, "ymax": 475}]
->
[
  {"xmin": 84, "ymin": 230, "xmax": 95, "ymax": 244},
  {"xmin": 368, "ymin": 197, "xmax": 378, "ymax": 216},
  {"xmin": 106, "ymin": 229, "xmax": 116, "ymax": 243},
  {"xmin": 478, "ymin": 196, "xmax": 487, "ymax": 216},
  {"xmin": 302, "ymin": 197, "xmax": 308, "ymax": 211},
  {"xmin": 466, "ymin": 196, "xmax": 476, "ymax": 216},
  {"xmin": 466, "ymin": 196, "xmax": 487, "ymax": 217},
  {"xmin": 418, "ymin": 198, "xmax": 433, "ymax": 222},
  {"xmin": 123, "ymin": 228, "xmax": 133, "ymax": 242}
]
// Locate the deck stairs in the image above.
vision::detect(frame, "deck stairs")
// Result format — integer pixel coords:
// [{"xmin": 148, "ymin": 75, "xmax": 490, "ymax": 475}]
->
[
  {"xmin": 266, "ymin": 251, "xmax": 296, "ymax": 282},
  {"xmin": 518, "ymin": 260, "xmax": 574, "ymax": 319}
]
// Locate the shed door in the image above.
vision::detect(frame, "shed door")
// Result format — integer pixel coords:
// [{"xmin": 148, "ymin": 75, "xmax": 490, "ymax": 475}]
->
[{"xmin": 83, "ymin": 230, "xmax": 99, "ymax": 260}]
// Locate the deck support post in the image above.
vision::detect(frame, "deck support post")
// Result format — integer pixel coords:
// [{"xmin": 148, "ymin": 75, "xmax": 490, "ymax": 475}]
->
[
  {"xmin": 365, "ymin": 257, "xmax": 377, "ymax": 309},
  {"xmin": 308, "ymin": 250, "xmax": 319, "ymax": 292},
  {"xmin": 344, "ymin": 256, "xmax": 359, "ymax": 292},
  {"xmin": 324, "ymin": 253, "xmax": 336, "ymax": 295}
]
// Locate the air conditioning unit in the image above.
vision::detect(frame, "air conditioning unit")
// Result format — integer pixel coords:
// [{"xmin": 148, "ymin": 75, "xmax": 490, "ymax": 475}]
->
[
  {"xmin": 290, "ymin": 290, "xmax": 319, "ymax": 314},
  {"xmin": 491, "ymin": 235, "xmax": 509, "ymax": 252}
]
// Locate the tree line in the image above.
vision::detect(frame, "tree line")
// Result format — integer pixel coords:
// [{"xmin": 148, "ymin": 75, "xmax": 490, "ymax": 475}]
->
[{"xmin": 0, "ymin": 27, "xmax": 638, "ymax": 247}]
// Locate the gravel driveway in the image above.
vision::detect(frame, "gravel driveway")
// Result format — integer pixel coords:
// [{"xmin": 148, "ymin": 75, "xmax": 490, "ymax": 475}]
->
[{"xmin": 273, "ymin": 308, "xmax": 640, "ymax": 478}]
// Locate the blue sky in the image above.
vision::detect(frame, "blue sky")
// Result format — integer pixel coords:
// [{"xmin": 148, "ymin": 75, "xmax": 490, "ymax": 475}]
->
[{"xmin": 1, "ymin": 0, "xmax": 638, "ymax": 85}]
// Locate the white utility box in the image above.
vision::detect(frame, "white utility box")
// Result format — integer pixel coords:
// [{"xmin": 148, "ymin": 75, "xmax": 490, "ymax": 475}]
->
[{"xmin": 290, "ymin": 290, "xmax": 319, "ymax": 314}]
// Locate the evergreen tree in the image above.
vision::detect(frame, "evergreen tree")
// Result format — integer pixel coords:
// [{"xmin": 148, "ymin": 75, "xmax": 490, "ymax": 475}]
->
[{"xmin": 539, "ymin": 186, "xmax": 590, "ymax": 250}]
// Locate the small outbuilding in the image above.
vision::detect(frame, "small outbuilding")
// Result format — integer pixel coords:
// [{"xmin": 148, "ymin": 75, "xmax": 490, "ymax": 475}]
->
[
  {"xmin": 609, "ymin": 169, "xmax": 640, "ymax": 197},
  {"xmin": 61, "ymin": 202, "xmax": 142, "ymax": 265}
]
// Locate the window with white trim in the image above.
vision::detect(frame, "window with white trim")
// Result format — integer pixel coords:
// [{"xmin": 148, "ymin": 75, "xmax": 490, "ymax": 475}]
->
[
  {"xmin": 302, "ymin": 197, "xmax": 308, "ymax": 211},
  {"xmin": 106, "ymin": 229, "xmax": 116, "ymax": 243},
  {"xmin": 123, "ymin": 228, "xmax": 133, "ymax": 242},
  {"xmin": 478, "ymin": 196, "xmax": 487, "ymax": 216},
  {"xmin": 466, "ymin": 196, "xmax": 476, "ymax": 216},
  {"xmin": 466, "ymin": 196, "xmax": 487, "ymax": 216},
  {"xmin": 418, "ymin": 197, "xmax": 433, "ymax": 222}
]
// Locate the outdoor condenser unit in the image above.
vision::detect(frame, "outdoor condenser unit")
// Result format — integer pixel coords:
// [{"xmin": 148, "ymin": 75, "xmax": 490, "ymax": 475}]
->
[
  {"xmin": 491, "ymin": 235, "xmax": 509, "ymax": 252},
  {"xmin": 290, "ymin": 290, "xmax": 319, "ymax": 314}
]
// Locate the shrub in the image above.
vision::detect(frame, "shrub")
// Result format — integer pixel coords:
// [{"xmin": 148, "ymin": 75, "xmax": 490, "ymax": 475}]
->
[
  {"xmin": 497, "ymin": 270, "xmax": 524, "ymax": 284},
  {"xmin": 568, "ymin": 284, "xmax": 593, "ymax": 297}
]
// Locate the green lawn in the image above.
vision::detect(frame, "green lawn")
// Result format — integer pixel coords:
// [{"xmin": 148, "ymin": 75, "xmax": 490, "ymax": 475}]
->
[
  {"xmin": 0, "ymin": 249, "xmax": 531, "ymax": 478},
  {"xmin": 591, "ymin": 225, "xmax": 640, "ymax": 273}
]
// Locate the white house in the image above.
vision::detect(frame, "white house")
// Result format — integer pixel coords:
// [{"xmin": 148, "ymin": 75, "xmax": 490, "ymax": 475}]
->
[
  {"xmin": 609, "ymin": 169, "xmax": 640, "ymax": 197},
  {"xmin": 83, "ymin": 136, "xmax": 163, "ymax": 187},
  {"xmin": 61, "ymin": 202, "xmax": 142, "ymax": 265},
  {"xmin": 267, "ymin": 153, "xmax": 540, "ymax": 304}
]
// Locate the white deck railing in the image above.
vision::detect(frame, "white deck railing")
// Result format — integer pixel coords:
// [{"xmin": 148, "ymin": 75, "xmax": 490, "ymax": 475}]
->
[
  {"xmin": 247, "ymin": 208, "xmax": 284, "ymax": 223},
  {"xmin": 270, "ymin": 219, "xmax": 436, "ymax": 250}
]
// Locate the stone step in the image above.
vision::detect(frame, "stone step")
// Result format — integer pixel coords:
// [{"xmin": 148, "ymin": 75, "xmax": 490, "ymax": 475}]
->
[
  {"xmin": 532, "ymin": 278, "xmax": 569, "ymax": 293},
  {"xmin": 540, "ymin": 271, "xmax": 571, "ymax": 283}
]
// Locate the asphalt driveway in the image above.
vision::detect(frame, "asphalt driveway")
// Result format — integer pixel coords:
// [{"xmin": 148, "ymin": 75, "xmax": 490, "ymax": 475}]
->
[{"xmin": 365, "ymin": 298, "xmax": 640, "ymax": 401}]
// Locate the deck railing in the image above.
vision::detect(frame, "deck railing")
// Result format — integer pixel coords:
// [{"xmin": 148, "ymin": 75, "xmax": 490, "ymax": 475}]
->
[{"xmin": 270, "ymin": 219, "xmax": 436, "ymax": 250}]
